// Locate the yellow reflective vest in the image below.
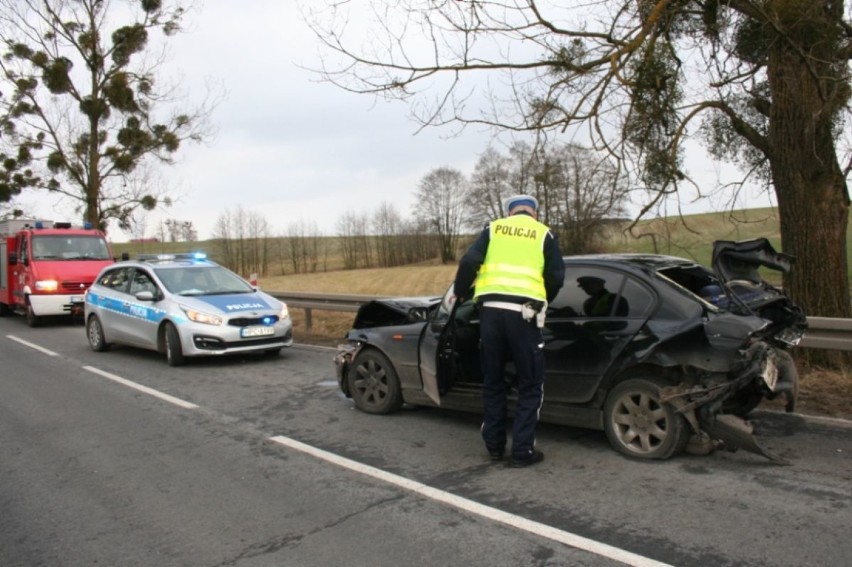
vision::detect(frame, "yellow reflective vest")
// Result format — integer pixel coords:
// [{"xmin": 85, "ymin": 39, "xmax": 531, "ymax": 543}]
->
[{"xmin": 474, "ymin": 214, "xmax": 548, "ymax": 302}]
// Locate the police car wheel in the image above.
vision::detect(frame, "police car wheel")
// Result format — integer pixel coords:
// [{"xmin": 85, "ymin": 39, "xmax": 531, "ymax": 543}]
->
[
  {"xmin": 86, "ymin": 315, "xmax": 110, "ymax": 352},
  {"xmin": 164, "ymin": 322, "xmax": 186, "ymax": 366},
  {"xmin": 347, "ymin": 349, "xmax": 403, "ymax": 415}
]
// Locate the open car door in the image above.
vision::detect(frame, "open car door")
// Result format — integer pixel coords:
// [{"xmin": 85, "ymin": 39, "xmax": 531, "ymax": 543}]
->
[{"xmin": 418, "ymin": 285, "xmax": 466, "ymax": 405}]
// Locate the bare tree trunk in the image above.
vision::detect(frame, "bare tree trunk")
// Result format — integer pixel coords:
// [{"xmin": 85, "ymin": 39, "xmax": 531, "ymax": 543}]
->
[{"xmin": 767, "ymin": 25, "xmax": 851, "ymax": 368}]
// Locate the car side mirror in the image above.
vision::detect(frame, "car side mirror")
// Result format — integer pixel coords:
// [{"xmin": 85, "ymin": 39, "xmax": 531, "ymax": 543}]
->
[{"xmin": 135, "ymin": 290, "xmax": 155, "ymax": 302}]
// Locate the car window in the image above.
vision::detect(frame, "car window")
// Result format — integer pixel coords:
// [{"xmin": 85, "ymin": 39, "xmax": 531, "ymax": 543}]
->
[
  {"xmin": 617, "ymin": 277, "xmax": 655, "ymax": 318},
  {"xmin": 432, "ymin": 285, "xmax": 454, "ymax": 326},
  {"xmin": 19, "ymin": 234, "xmax": 28, "ymax": 263},
  {"xmin": 550, "ymin": 268, "xmax": 630, "ymax": 318},
  {"xmin": 129, "ymin": 268, "xmax": 158, "ymax": 296},
  {"xmin": 97, "ymin": 267, "xmax": 131, "ymax": 292}
]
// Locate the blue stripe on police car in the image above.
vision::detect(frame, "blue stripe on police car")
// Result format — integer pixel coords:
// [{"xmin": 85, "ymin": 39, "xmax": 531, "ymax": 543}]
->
[{"xmin": 194, "ymin": 294, "xmax": 272, "ymax": 313}]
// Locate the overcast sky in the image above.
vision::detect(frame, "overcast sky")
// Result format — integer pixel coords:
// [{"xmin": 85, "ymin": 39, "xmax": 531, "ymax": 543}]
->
[{"xmin": 17, "ymin": 1, "xmax": 773, "ymax": 242}]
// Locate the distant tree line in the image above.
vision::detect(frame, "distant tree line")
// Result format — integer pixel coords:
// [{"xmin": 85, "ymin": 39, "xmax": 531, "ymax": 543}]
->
[
  {"xmin": 421, "ymin": 140, "xmax": 628, "ymax": 260},
  {"xmin": 205, "ymin": 138, "xmax": 628, "ymax": 277}
]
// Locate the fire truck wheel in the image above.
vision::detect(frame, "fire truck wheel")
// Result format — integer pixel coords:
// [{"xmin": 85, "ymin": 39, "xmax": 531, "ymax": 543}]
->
[
  {"xmin": 25, "ymin": 301, "xmax": 40, "ymax": 327},
  {"xmin": 0, "ymin": 302, "xmax": 11, "ymax": 317},
  {"xmin": 86, "ymin": 315, "xmax": 111, "ymax": 352}
]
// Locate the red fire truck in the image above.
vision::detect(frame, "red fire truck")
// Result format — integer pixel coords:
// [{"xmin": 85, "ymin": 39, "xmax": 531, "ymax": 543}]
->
[{"xmin": 0, "ymin": 219, "xmax": 114, "ymax": 326}]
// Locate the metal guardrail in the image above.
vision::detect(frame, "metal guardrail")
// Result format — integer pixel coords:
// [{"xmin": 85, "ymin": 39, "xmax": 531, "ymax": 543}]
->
[
  {"xmin": 269, "ymin": 291, "xmax": 852, "ymax": 350},
  {"xmin": 800, "ymin": 317, "xmax": 852, "ymax": 351},
  {"xmin": 268, "ymin": 291, "xmax": 376, "ymax": 333}
]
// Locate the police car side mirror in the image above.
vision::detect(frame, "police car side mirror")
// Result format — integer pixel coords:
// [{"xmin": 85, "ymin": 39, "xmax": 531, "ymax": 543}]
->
[{"xmin": 135, "ymin": 290, "xmax": 156, "ymax": 302}]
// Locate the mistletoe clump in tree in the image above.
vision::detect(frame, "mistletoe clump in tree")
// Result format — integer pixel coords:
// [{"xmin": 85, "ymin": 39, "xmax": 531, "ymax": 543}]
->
[{"xmin": 0, "ymin": 0, "xmax": 212, "ymax": 231}]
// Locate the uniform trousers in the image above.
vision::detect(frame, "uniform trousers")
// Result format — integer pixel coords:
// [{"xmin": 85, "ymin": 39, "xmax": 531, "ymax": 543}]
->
[{"xmin": 478, "ymin": 305, "xmax": 545, "ymax": 459}]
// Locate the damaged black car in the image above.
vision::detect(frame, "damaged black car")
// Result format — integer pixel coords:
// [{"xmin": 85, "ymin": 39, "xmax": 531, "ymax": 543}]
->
[{"xmin": 334, "ymin": 238, "xmax": 807, "ymax": 461}]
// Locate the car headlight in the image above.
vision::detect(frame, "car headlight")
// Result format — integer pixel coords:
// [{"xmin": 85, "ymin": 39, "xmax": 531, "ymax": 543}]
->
[
  {"xmin": 35, "ymin": 279, "xmax": 59, "ymax": 292},
  {"xmin": 279, "ymin": 303, "xmax": 289, "ymax": 320},
  {"xmin": 183, "ymin": 307, "xmax": 223, "ymax": 326}
]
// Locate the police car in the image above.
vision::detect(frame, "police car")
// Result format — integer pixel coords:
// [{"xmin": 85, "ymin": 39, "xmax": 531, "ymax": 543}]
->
[{"xmin": 84, "ymin": 253, "xmax": 293, "ymax": 365}]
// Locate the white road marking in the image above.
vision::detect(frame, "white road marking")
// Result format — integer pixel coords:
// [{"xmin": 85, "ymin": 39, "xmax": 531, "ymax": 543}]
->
[
  {"xmin": 82, "ymin": 365, "xmax": 199, "ymax": 409},
  {"xmin": 269, "ymin": 435, "xmax": 674, "ymax": 567},
  {"xmin": 7, "ymin": 335, "xmax": 60, "ymax": 356}
]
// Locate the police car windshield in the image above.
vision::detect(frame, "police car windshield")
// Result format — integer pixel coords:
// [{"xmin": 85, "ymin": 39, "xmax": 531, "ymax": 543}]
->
[{"xmin": 155, "ymin": 266, "xmax": 254, "ymax": 296}]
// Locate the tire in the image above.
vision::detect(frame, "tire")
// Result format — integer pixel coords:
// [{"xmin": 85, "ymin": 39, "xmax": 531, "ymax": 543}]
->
[
  {"xmin": 603, "ymin": 376, "xmax": 690, "ymax": 460},
  {"xmin": 25, "ymin": 301, "xmax": 40, "ymax": 328},
  {"xmin": 347, "ymin": 349, "xmax": 403, "ymax": 415},
  {"xmin": 776, "ymin": 350, "xmax": 799, "ymax": 413},
  {"xmin": 0, "ymin": 302, "xmax": 11, "ymax": 317},
  {"xmin": 164, "ymin": 322, "xmax": 186, "ymax": 367},
  {"xmin": 86, "ymin": 315, "xmax": 110, "ymax": 352}
]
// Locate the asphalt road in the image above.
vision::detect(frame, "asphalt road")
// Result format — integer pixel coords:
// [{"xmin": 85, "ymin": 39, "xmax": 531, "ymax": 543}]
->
[{"xmin": 1, "ymin": 315, "xmax": 851, "ymax": 567}]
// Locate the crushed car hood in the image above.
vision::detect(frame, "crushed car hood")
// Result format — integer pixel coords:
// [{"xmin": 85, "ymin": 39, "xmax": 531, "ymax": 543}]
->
[{"xmin": 352, "ymin": 296, "xmax": 440, "ymax": 329}]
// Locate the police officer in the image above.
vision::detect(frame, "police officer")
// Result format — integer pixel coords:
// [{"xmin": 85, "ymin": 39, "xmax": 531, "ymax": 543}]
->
[{"xmin": 453, "ymin": 194, "xmax": 564, "ymax": 467}]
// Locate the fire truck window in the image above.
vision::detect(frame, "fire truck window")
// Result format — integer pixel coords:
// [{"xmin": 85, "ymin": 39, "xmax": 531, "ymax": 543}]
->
[{"xmin": 19, "ymin": 235, "xmax": 29, "ymax": 263}]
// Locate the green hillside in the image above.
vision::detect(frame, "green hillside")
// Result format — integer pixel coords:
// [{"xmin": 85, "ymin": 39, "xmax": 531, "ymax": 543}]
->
[{"xmin": 604, "ymin": 207, "xmax": 784, "ymax": 266}]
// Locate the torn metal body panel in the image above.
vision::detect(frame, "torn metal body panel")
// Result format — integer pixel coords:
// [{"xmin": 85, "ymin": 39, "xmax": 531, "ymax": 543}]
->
[{"xmin": 333, "ymin": 241, "xmax": 807, "ymax": 462}]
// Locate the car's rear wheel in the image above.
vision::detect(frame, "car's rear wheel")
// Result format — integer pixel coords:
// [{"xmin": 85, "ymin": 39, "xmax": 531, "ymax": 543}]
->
[
  {"xmin": 347, "ymin": 349, "xmax": 403, "ymax": 414},
  {"xmin": 777, "ymin": 350, "xmax": 799, "ymax": 412},
  {"xmin": 604, "ymin": 376, "xmax": 690, "ymax": 460},
  {"xmin": 86, "ymin": 315, "xmax": 110, "ymax": 352},
  {"xmin": 164, "ymin": 322, "xmax": 186, "ymax": 366}
]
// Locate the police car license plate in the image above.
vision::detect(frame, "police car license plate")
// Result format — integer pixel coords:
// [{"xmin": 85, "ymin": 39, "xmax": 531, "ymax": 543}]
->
[{"xmin": 241, "ymin": 325, "xmax": 274, "ymax": 338}]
